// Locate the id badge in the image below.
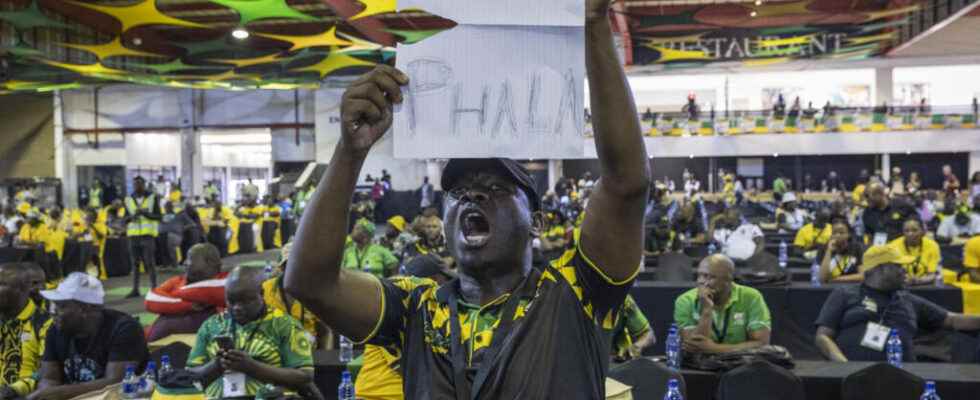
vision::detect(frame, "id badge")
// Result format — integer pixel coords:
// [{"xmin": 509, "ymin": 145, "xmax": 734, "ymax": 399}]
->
[
  {"xmin": 223, "ymin": 372, "xmax": 247, "ymax": 397},
  {"xmin": 873, "ymin": 232, "xmax": 888, "ymax": 246},
  {"xmin": 860, "ymin": 322, "xmax": 891, "ymax": 351}
]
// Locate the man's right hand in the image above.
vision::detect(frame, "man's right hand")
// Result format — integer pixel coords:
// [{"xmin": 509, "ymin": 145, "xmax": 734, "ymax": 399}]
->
[
  {"xmin": 698, "ymin": 287, "xmax": 715, "ymax": 313},
  {"xmin": 340, "ymin": 65, "xmax": 409, "ymax": 156}
]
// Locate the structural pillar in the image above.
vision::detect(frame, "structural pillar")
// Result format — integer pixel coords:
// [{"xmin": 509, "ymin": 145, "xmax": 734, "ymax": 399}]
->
[
  {"xmin": 970, "ymin": 151, "xmax": 980, "ymax": 180},
  {"xmin": 180, "ymin": 128, "xmax": 203, "ymax": 198},
  {"xmin": 881, "ymin": 154, "xmax": 891, "ymax": 183},
  {"xmin": 52, "ymin": 90, "xmax": 76, "ymax": 207},
  {"xmin": 875, "ymin": 67, "xmax": 894, "ymax": 107},
  {"xmin": 548, "ymin": 160, "xmax": 563, "ymax": 194}
]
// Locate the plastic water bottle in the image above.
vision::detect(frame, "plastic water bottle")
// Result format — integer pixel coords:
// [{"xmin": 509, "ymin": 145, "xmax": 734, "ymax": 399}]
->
[
  {"xmin": 778, "ymin": 241, "xmax": 788, "ymax": 269},
  {"xmin": 935, "ymin": 265, "xmax": 944, "ymax": 287},
  {"xmin": 139, "ymin": 361, "xmax": 157, "ymax": 394},
  {"xmin": 920, "ymin": 381, "xmax": 941, "ymax": 400},
  {"xmin": 121, "ymin": 365, "xmax": 138, "ymax": 398},
  {"xmin": 707, "ymin": 243, "xmax": 717, "ymax": 255},
  {"xmin": 264, "ymin": 260, "xmax": 274, "ymax": 278},
  {"xmin": 886, "ymin": 329, "xmax": 903, "ymax": 368},
  {"xmin": 339, "ymin": 335, "xmax": 353, "ymax": 363},
  {"xmin": 810, "ymin": 259, "xmax": 821, "ymax": 287},
  {"xmin": 159, "ymin": 355, "xmax": 174, "ymax": 379},
  {"xmin": 663, "ymin": 378, "xmax": 683, "ymax": 400},
  {"xmin": 338, "ymin": 371, "xmax": 355, "ymax": 400},
  {"xmin": 666, "ymin": 324, "xmax": 682, "ymax": 370}
]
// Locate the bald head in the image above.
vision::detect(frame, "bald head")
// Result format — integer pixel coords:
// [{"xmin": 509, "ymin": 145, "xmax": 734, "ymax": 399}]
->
[
  {"xmin": 696, "ymin": 254, "xmax": 735, "ymax": 296},
  {"xmin": 225, "ymin": 266, "xmax": 267, "ymax": 325},
  {"xmin": 866, "ymin": 182, "xmax": 888, "ymax": 209},
  {"xmin": 186, "ymin": 243, "xmax": 222, "ymax": 284}
]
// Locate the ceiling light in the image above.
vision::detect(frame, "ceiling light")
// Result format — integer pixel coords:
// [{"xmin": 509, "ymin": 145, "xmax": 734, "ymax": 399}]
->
[
  {"xmin": 132, "ymin": 37, "xmax": 142, "ymax": 46},
  {"xmin": 773, "ymin": 153, "xmax": 779, "ymax": 157},
  {"xmin": 231, "ymin": 28, "xmax": 249, "ymax": 40},
  {"xmin": 750, "ymin": 11, "xmax": 758, "ymax": 17},
  {"xmin": 755, "ymin": 0, "xmax": 763, "ymax": 5}
]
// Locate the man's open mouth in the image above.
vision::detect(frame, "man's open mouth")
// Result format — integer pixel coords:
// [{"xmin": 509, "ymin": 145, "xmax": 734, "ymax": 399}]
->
[{"xmin": 460, "ymin": 208, "xmax": 491, "ymax": 247}]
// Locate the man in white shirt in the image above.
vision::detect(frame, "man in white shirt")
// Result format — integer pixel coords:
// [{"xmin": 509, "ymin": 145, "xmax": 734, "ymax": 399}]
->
[
  {"xmin": 712, "ymin": 208, "xmax": 765, "ymax": 261},
  {"xmin": 776, "ymin": 192, "xmax": 808, "ymax": 233},
  {"xmin": 936, "ymin": 207, "xmax": 980, "ymax": 244}
]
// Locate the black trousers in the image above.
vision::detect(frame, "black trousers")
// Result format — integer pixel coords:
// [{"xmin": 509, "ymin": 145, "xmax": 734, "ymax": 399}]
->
[
  {"xmin": 207, "ymin": 227, "xmax": 228, "ymax": 258},
  {"xmin": 238, "ymin": 223, "xmax": 256, "ymax": 254},
  {"xmin": 261, "ymin": 221, "xmax": 278, "ymax": 250},
  {"xmin": 129, "ymin": 235, "xmax": 157, "ymax": 291}
]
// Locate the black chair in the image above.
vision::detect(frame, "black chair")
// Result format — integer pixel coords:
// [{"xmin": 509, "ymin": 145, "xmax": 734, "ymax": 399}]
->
[
  {"xmin": 608, "ymin": 358, "xmax": 686, "ymax": 400},
  {"xmin": 655, "ymin": 252, "xmax": 694, "ymax": 282},
  {"xmin": 149, "ymin": 342, "xmax": 192, "ymax": 370},
  {"xmin": 841, "ymin": 363, "xmax": 925, "ymax": 400},
  {"xmin": 716, "ymin": 360, "xmax": 804, "ymax": 400}
]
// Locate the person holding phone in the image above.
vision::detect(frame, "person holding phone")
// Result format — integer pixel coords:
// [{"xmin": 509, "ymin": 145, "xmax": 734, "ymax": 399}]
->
[
  {"xmin": 186, "ymin": 267, "xmax": 312, "ymax": 399},
  {"xmin": 673, "ymin": 254, "xmax": 772, "ymax": 355}
]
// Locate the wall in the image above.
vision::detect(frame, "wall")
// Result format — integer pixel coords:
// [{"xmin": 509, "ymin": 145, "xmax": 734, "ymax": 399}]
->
[
  {"xmin": 894, "ymin": 64, "xmax": 980, "ymax": 108},
  {"xmin": 0, "ymin": 93, "xmax": 55, "ymax": 178},
  {"xmin": 314, "ymin": 86, "xmax": 430, "ymax": 191}
]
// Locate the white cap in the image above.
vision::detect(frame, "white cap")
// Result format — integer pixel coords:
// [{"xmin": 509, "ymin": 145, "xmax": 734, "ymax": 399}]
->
[
  {"xmin": 41, "ymin": 272, "xmax": 104, "ymax": 305},
  {"xmin": 781, "ymin": 192, "xmax": 798, "ymax": 204}
]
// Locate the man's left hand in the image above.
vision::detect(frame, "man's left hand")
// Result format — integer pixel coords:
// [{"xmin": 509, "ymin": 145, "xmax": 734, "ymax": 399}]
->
[
  {"xmin": 219, "ymin": 350, "xmax": 258, "ymax": 374},
  {"xmin": 683, "ymin": 334, "xmax": 719, "ymax": 354},
  {"xmin": 586, "ymin": 0, "xmax": 612, "ymax": 21}
]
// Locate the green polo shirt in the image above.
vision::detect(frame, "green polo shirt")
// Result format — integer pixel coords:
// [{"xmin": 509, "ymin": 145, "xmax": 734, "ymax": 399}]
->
[
  {"xmin": 612, "ymin": 295, "xmax": 651, "ymax": 356},
  {"xmin": 342, "ymin": 243, "xmax": 398, "ymax": 278},
  {"xmin": 673, "ymin": 284, "xmax": 771, "ymax": 345}
]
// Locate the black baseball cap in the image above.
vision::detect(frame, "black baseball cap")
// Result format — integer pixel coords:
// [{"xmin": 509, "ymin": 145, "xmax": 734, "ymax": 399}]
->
[{"xmin": 441, "ymin": 158, "xmax": 541, "ymax": 211}]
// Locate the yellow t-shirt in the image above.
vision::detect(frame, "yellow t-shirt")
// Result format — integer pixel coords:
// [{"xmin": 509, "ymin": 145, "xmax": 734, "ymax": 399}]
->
[
  {"xmin": 964, "ymin": 236, "xmax": 980, "ymax": 269},
  {"xmin": 261, "ymin": 277, "xmax": 322, "ymax": 339},
  {"xmin": 354, "ymin": 345, "xmax": 404, "ymax": 400},
  {"xmin": 888, "ymin": 236, "xmax": 941, "ymax": 277},
  {"xmin": 793, "ymin": 223, "xmax": 832, "ymax": 250},
  {"xmin": 852, "ymin": 184, "xmax": 866, "ymax": 205}
]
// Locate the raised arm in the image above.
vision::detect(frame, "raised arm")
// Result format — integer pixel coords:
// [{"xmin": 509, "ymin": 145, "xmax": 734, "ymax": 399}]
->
[
  {"xmin": 285, "ymin": 66, "xmax": 408, "ymax": 340},
  {"xmin": 580, "ymin": 0, "xmax": 652, "ymax": 282}
]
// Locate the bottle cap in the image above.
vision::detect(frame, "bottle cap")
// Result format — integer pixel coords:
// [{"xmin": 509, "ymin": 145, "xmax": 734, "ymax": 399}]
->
[
  {"xmin": 925, "ymin": 381, "xmax": 935, "ymax": 389},
  {"xmin": 161, "ymin": 355, "xmax": 170, "ymax": 362},
  {"xmin": 668, "ymin": 379, "xmax": 679, "ymax": 388},
  {"xmin": 341, "ymin": 371, "xmax": 351, "ymax": 380}
]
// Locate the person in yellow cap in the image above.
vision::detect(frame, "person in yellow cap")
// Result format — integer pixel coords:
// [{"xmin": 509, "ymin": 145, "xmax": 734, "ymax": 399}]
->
[
  {"xmin": 964, "ymin": 235, "xmax": 980, "ymax": 283},
  {"xmin": 887, "ymin": 219, "xmax": 941, "ymax": 286},
  {"xmin": 379, "ymin": 215, "xmax": 416, "ymax": 257},
  {"xmin": 815, "ymin": 245, "xmax": 980, "ymax": 362}
]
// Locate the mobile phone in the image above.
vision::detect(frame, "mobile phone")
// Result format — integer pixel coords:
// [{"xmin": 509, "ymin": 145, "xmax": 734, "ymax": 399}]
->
[{"xmin": 215, "ymin": 335, "xmax": 234, "ymax": 351}]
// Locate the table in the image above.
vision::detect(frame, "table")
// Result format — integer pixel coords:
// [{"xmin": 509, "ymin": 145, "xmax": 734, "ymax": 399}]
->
[
  {"xmin": 313, "ymin": 349, "xmax": 363, "ymax": 400},
  {"xmin": 630, "ymin": 281, "xmax": 963, "ymax": 360},
  {"xmin": 0, "ymin": 246, "xmax": 33, "ymax": 263},
  {"xmin": 679, "ymin": 360, "xmax": 980, "ymax": 400}
]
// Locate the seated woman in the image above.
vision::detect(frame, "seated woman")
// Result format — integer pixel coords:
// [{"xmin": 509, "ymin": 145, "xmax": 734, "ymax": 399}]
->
[
  {"xmin": 817, "ymin": 220, "xmax": 865, "ymax": 283},
  {"xmin": 888, "ymin": 219, "xmax": 941, "ymax": 286}
]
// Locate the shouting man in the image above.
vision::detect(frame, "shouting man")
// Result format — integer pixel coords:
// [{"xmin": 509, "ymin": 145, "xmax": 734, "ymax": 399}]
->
[{"xmin": 286, "ymin": 1, "xmax": 650, "ymax": 398}]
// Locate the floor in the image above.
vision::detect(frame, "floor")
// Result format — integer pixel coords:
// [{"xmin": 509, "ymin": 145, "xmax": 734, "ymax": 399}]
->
[{"xmin": 102, "ymin": 249, "xmax": 283, "ymax": 327}]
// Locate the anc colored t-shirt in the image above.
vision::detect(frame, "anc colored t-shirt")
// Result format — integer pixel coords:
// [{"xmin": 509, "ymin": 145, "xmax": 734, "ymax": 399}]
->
[
  {"xmin": 343, "ymin": 243, "xmax": 398, "ymax": 278},
  {"xmin": 0, "ymin": 300, "xmax": 52, "ymax": 396},
  {"xmin": 674, "ymin": 284, "xmax": 771, "ymax": 345},
  {"xmin": 793, "ymin": 223, "xmax": 832, "ymax": 250},
  {"xmin": 361, "ymin": 244, "xmax": 636, "ymax": 400},
  {"xmin": 611, "ymin": 295, "xmax": 651, "ymax": 357},
  {"xmin": 262, "ymin": 276, "xmax": 322, "ymax": 340},
  {"xmin": 187, "ymin": 308, "xmax": 314, "ymax": 399},
  {"xmin": 888, "ymin": 237, "xmax": 941, "ymax": 277},
  {"xmin": 965, "ymin": 236, "xmax": 980, "ymax": 270}
]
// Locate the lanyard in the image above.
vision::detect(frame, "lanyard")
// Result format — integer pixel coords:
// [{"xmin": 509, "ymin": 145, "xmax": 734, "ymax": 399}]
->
[
  {"xmin": 447, "ymin": 272, "xmax": 536, "ymax": 400},
  {"xmin": 902, "ymin": 242, "xmax": 924, "ymax": 276},
  {"xmin": 696, "ymin": 299, "xmax": 733, "ymax": 343}
]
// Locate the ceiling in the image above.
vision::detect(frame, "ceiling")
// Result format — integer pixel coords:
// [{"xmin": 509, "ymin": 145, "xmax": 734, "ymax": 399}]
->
[
  {"xmin": 889, "ymin": 3, "xmax": 980, "ymax": 58},
  {"xmin": 0, "ymin": 0, "xmax": 455, "ymax": 92},
  {"xmin": 1, "ymin": 0, "xmax": 975, "ymax": 93}
]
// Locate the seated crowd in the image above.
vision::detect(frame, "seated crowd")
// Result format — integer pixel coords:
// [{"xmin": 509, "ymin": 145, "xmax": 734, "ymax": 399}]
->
[{"xmin": 2, "ymin": 164, "xmax": 979, "ymax": 400}]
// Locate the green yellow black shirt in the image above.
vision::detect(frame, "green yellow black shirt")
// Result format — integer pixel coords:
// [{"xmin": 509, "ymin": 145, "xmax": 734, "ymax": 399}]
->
[
  {"xmin": 0, "ymin": 299, "xmax": 52, "ymax": 396},
  {"xmin": 360, "ymin": 243, "xmax": 637, "ymax": 400},
  {"xmin": 187, "ymin": 308, "xmax": 314, "ymax": 399}
]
